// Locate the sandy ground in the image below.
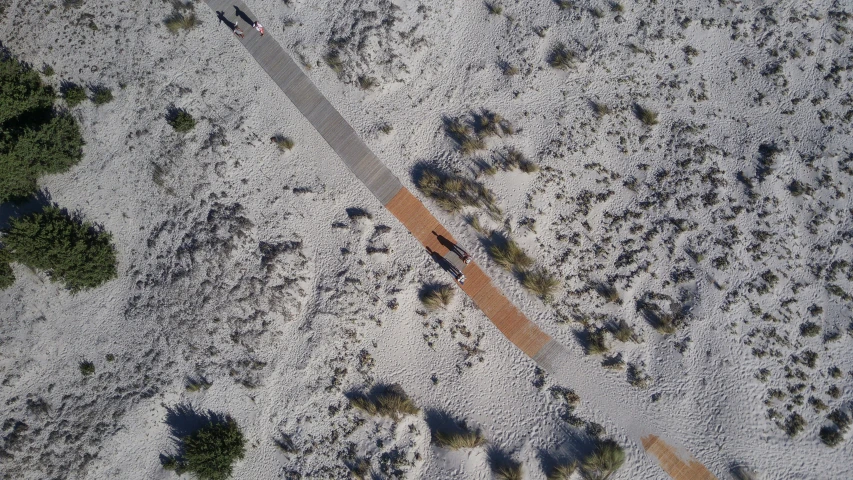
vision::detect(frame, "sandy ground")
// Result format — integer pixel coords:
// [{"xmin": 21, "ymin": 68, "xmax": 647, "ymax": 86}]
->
[{"xmin": 1, "ymin": 0, "xmax": 852, "ymax": 479}]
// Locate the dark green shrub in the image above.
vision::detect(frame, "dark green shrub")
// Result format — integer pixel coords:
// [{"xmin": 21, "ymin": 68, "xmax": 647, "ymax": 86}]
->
[
  {"xmin": 167, "ymin": 108, "xmax": 196, "ymax": 132},
  {"xmin": 3, "ymin": 206, "xmax": 117, "ymax": 292},
  {"xmin": 79, "ymin": 360, "xmax": 95, "ymax": 376},
  {"xmin": 62, "ymin": 83, "xmax": 87, "ymax": 107},
  {"xmin": 0, "ymin": 56, "xmax": 55, "ymax": 124},
  {"xmin": 800, "ymin": 321, "xmax": 821, "ymax": 337},
  {"xmin": 1, "ymin": 57, "xmax": 83, "ymax": 203},
  {"xmin": 4, "ymin": 111, "xmax": 84, "ymax": 175},
  {"xmin": 92, "ymin": 87, "xmax": 113, "ymax": 105},
  {"xmin": 169, "ymin": 417, "xmax": 246, "ymax": 480},
  {"xmin": 1, "ymin": 112, "xmax": 84, "ymax": 203},
  {"xmin": 0, "ymin": 248, "xmax": 14, "ymax": 289},
  {"xmin": 819, "ymin": 426, "xmax": 843, "ymax": 447},
  {"xmin": 783, "ymin": 412, "xmax": 806, "ymax": 437}
]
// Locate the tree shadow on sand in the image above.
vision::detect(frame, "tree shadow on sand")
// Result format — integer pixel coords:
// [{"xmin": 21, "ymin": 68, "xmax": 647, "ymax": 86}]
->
[{"xmin": 164, "ymin": 403, "xmax": 230, "ymax": 446}]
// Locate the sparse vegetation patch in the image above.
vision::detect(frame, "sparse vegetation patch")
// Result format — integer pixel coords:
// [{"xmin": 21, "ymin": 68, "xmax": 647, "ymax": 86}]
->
[{"xmin": 348, "ymin": 385, "xmax": 419, "ymax": 421}]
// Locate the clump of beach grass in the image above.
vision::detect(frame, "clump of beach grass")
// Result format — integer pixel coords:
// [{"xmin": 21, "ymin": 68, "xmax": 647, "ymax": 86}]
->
[
  {"xmin": 164, "ymin": 12, "xmax": 198, "ymax": 33},
  {"xmin": 488, "ymin": 234, "xmax": 533, "ymax": 272},
  {"xmin": 585, "ymin": 328, "xmax": 609, "ymax": 355},
  {"xmin": 419, "ymin": 284, "xmax": 455, "ymax": 310},
  {"xmin": 581, "ymin": 439, "xmax": 625, "ymax": 480},
  {"xmin": 271, "ymin": 135, "xmax": 295, "ymax": 151},
  {"xmin": 521, "ymin": 268, "xmax": 559, "ymax": 301},
  {"xmin": 349, "ymin": 385, "xmax": 419, "ymax": 421},
  {"xmin": 547, "ymin": 462, "xmax": 576, "ymax": 480},
  {"xmin": 633, "ymin": 103, "xmax": 659, "ymax": 125},
  {"xmin": 432, "ymin": 428, "xmax": 487, "ymax": 449},
  {"xmin": 548, "ymin": 43, "xmax": 575, "ymax": 69},
  {"xmin": 493, "ymin": 463, "xmax": 522, "ymax": 480},
  {"xmin": 415, "ymin": 166, "xmax": 501, "ymax": 218}
]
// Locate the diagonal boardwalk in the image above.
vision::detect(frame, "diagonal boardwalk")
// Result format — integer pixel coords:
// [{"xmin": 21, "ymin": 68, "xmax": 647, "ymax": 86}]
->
[{"xmin": 202, "ymin": 2, "xmax": 717, "ymax": 478}]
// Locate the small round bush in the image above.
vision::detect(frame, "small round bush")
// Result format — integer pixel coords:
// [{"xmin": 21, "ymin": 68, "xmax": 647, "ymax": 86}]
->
[
  {"xmin": 63, "ymin": 84, "xmax": 87, "ymax": 107},
  {"xmin": 168, "ymin": 109, "xmax": 196, "ymax": 132},
  {"xmin": 819, "ymin": 426, "xmax": 843, "ymax": 447},
  {"xmin": 179, "ymin": 418, "xmax": 246, "ymax": 480},
  {"xmin": 800, "ymin": 321, "xmax": 821, "ymax": 337},
  {"xmin": 79, "ymin": 360, "xmax": 95, "ymax": 376},
  {"xmin": 92, "ymin": 87, "xmax": 113, "ymax": 105}
]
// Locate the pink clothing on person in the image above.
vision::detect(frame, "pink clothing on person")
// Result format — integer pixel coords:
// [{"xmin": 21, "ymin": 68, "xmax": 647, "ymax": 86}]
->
[{"xmin": 252, "ymin": 21, "xmax": 265, "ymax": 36}]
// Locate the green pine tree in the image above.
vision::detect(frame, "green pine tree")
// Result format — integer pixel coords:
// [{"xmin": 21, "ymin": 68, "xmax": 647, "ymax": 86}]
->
[{"xmin": 4, "ymin": 207, "xmax": 117, "ymax": 292}]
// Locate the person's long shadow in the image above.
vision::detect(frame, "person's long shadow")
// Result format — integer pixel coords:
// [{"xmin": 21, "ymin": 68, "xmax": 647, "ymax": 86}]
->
[
  {"xmin": 234, "ymin": 6, "xmax": 254, "ymax": 26},
  {"xmin": 216, "ymin": 10, "xmax": 235, "ymax": 30},
  {"xmin": 426, "ymin": 246, "xmax": 460, "ymax": 277}
]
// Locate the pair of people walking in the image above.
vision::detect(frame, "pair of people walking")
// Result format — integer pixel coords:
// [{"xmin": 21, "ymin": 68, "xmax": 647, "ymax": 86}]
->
[{"xmin": 233, "ymin": 20, "xmax": 264, "ymax": 38}]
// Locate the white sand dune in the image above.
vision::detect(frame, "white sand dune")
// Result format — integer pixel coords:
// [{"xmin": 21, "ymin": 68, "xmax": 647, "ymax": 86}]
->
[{"xmin": 1, "ymin": 0, "xmax": 851, "ymax": 479}]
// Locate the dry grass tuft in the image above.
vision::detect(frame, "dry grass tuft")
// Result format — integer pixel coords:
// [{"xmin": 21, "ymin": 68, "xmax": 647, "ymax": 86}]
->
[
  {"xmin": 324, "ymin": 50, "xmax": 344, "ymax": 74},
  {"xmin": 585, "ymin": 328, "xmax": 609, "ymax": 355},
  {"xmin": 415, "ymin": 166, "xmax": 500, "ymax": 215},
  {"xmin": 375, "ymin": 390, "xmax": 420, "ymax": 419},
  {"xmin": 271, "ymin": 135, "xmax": 295, "ymax": 151},
  {"xmin": 357, "ymin": 75, "xmax": 378, "ymax": 90},
  {"xmin": 488, "ymin": 235, "xmax": 533, "ymax": 271},
  {"xmin": 581, "ymin": 439, "xmax": 625, "ymax": 480},
  {"xmin": 610, "ymin": 319, "xmax": 638, "ymax": 343},
  {"xmin": 521, "ymin": 268, "xmax": 559, "ymax": 301},
  {"xmin": 547, "ymin": 462, "xmax": 576, "ymax": 480},
  {"xmin": 459, "ymin": 137, "xmax": 486, "ymax": 155},
  {"xmin": 432, "ymin": 429, "xmax": 487, "ymax": 449},
  {"xmin": 350, "ymin": 395, "xmax": 379, "ymax": 416},
  {"xmin": 419, "ymin": 284, "xmax": 455, "ymax": 310},
  {"xmin": 548, "ymin": 43, "xmax": 575, "ymax": 69},
  {"xmin": 493, "ymin": 463, "xmax": 522, "ymax": 480},
  {"xmin": 349, "ymin": 386, "xmax": 419, "ymax": 421},
  {"xmin": 164, "ymin": 12, "xmax": 198, "ymax": 33},
  {"xmin": 633, "ymin": 103, "xmax": 659, "ymax": 125}
]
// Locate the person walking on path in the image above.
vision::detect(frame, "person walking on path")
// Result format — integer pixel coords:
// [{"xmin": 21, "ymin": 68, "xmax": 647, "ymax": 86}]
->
[
  {"xmin": 252, "ymin": 21, "xmax": 265, "ymax": 36},
  {"xmin": 233, "ymin": 22, "xmax": 245, "ymax": 38}
]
